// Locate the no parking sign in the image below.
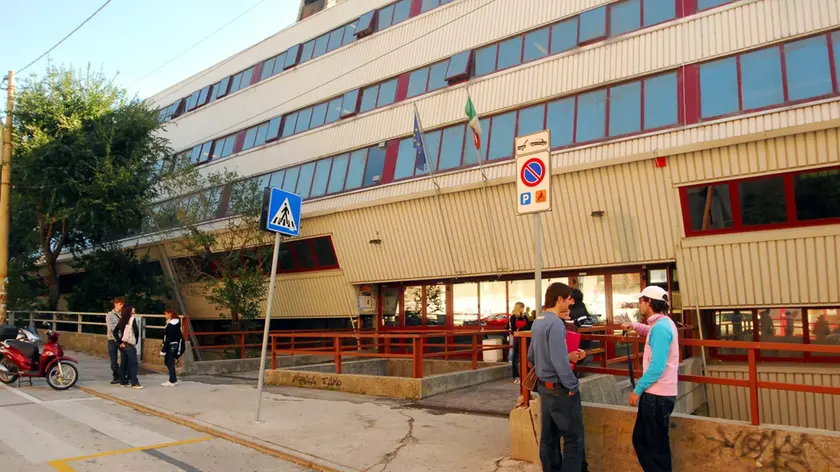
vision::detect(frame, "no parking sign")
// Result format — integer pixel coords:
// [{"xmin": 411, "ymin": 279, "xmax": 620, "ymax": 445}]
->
[{"xmin": 515, "ymin": 130, "xmax": 551, "ymax": 215}]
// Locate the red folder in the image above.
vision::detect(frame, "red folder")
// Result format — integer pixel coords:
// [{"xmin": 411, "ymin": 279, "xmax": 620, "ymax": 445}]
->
[{"xmin": 566, "ymin": 330, "xmax": 581, "ymax": 369}]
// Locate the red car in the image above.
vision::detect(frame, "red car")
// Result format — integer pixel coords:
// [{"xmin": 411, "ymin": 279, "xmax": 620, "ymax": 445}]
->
[{"xmin": 481, "ymin": 313, "xmax": 510, "ymax": 329}]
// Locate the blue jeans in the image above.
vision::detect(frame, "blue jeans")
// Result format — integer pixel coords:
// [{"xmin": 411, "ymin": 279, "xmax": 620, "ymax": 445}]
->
[
  {"xmin": 164, "ymin": 354, "xmax": 178, "ymax": 384},
  {"xmin": 119, "ymin": 344, "xmax": 139, "ymax": 386},
  {"xmin": 107, "ymin": 340, "xmax": 120, "ymax": 381},
  {"xmin": 633, "ymin": 393, "xmax": 675, "ymax": 472},
  {"xmin": 538, "ymin": 384, "xmax": 585, "ymax": 472}
]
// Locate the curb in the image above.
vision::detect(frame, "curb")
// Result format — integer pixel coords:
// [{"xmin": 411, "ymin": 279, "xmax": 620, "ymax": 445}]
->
[{"xmin": 79, "ymin": 386, "xmax": 357, "ymax": 472}]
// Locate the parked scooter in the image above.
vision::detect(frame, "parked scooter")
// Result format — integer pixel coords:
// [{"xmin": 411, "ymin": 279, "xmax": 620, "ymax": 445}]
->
[{"xmin": 0, "ymin": 324, "xmax": 79, "ymax": 390}]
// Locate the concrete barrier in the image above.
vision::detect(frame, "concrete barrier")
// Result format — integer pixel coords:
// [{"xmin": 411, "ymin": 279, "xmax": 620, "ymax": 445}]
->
[
  {"xmin": 510, "ymin": 398, "xmax": 840, "ymax": 471},
  {"xmin": 182, "ymin": 354, "xmax": 333, "ymax": 376},
  {"xmin": 267, "ymin": 359, "xmax": 510, "ymax": 400}
]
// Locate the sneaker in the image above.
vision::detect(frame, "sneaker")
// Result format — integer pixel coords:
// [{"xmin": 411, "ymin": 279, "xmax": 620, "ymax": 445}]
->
[
  {"xmin": 161, "ymin": 381, "xmax": 173, "ymax": 387},
  {"xmin": 120, "ymin": 383, "xmax": 129, "ymax": 387},
  {"xmin": 514, "ymin": 378, "xmax": 521, "ymax": 385},
  {"xmin": 110, "ymin": 380, "xmax": 120, "ymax": 385},
  {"xmin": 131, "ymin": 385, "xmax": 144, "ymax": 390}
]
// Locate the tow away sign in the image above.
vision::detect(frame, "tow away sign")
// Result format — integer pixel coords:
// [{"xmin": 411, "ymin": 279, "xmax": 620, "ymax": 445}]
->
[{"xmin": 515, "ymin": 130, "xmax": 551, "ymax": 215}]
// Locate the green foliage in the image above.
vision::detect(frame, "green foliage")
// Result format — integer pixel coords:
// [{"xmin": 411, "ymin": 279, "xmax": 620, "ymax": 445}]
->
[
  {"xmin": 7, "ymin": 257, "xmax": 46, "ymax": 311},
  {"xmin": 165, "ymin": 170, "xmax": 273, "ymax": 326},
  {"xmin": 11, "ymin": 65, "xmax": 170, "ymax": 308},
  {"xmin": 66, "ymin": 245, "xmax": 170, "ymax": 314}
]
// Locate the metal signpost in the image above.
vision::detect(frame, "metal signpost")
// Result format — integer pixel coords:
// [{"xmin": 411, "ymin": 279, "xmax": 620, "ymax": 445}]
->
[
  {"xmin": 255, "ymin": 187, "xmax": 302, "ymax": 422},
  {"xmin": 514, "ymin": 130, "xmax": 552, "ymax": 313}
]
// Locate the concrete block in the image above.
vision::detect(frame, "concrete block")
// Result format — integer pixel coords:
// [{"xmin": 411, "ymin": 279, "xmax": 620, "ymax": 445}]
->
[
  {"xmin": 579, "ymin": 374, "xmax": 622, "ymax": 405},
  {"xmin": 511, "ymin": 398, "xmax": 840, "ymax": 471}
]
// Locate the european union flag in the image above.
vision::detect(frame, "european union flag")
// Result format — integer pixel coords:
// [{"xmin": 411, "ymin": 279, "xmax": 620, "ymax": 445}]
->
[{"xmin": 413, "ymin": 111, "xmax": 427, "ymax": 173}]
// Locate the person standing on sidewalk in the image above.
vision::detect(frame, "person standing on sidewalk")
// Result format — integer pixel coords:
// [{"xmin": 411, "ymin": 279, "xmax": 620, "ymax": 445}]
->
[
  {"xmin": 114, "ymin": 305, "xmax": 143, "ymax": 390},
  {"xmin": 160, "ymin": 309, "xmax": 185, "ymax": 387},
  {"xmin": 528, "ymin": 282, "xmax": 586, "ymax": 472},
  {"xmin": 106, "ymin": 297, "xmax": 125, "ymax": 385},
  {"xmin": 622, "ymin": 286, "xmax": 679, "ymax": 472},
  {"xmin": 509, "ymin": 302, "xmax": 532, "ymax": 384}
]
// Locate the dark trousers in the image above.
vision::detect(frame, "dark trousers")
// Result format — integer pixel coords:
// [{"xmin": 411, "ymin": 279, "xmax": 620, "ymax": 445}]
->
[
  {"xmin": 107, "ymin": 340, "xmax": 120, "ymax": 381},
  {"xmin": 511, "ymin": 338, "xmax": 521, "ymax": 379},
  {"xmin": 633, "ymin": 393, "xmax": 676, "ymax": 472},
  {"xmin": 538, "ymin": 384, "xmax": 585, "ymax": 472},
  {"xmin": 164, "ymin": 353, "xmax": 178, "ymax": 384},
  {"xmin": 119, "ymin": 344, "xmax": 140, "ymax": 386}
]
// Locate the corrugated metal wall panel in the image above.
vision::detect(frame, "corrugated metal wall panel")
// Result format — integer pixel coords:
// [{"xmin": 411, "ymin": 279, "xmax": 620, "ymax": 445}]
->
[
  {"xmin": 171, "ymin": 0, "xmax": 834, "ymax": 155},
  {"xmin": 264, "ymin": 271, "xmax": 358, "ymax": 318},
  {"xmin": 305, "ymin": 160, "xmax": 681, "ymax": 284},
  {"xmin": 707, "ymin": 365, "xmax": 840, "ymax": 431},
  {"xmin": 680, "ymin": 232, "xmax": 840, "ymax": 308},
  {"xmin": 670, "ymin": 128, "xmax": 840, "ymax": 184}
]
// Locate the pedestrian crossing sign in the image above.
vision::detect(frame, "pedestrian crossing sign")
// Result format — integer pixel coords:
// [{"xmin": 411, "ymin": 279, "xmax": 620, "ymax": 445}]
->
[{"xmin": 263, "ymin": 187, "xmax": 301, "ymax": 236}]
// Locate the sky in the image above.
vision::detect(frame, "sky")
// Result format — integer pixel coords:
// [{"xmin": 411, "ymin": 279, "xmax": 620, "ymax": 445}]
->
[{"xmin": 0, "ymin": 0, "xmax": 299, "ymax": 102}]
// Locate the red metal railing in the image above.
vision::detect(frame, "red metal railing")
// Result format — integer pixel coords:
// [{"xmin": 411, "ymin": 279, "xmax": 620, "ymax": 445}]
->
[
  {"xmin": 515, "ymin": 330, "xmax": 840, "ymax": 427},
  {"xmin": 263, "ymin": 329, "xmax": 512, "ymax": 377}
]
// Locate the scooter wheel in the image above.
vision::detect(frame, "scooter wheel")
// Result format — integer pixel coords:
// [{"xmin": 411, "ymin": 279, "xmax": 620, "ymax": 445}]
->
[
  {"xmin": 46, "ymin": 362, "xmax": 78, "ymax": 390},
  {"xmin": 0, "ymin": 359, "xmax": 18, "ymax": 385}
]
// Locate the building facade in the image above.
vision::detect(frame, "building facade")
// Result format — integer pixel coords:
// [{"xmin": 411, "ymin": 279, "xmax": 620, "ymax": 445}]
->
[{"xmin": 58, "ymin": 0, "xmax": 840, "ymax": 360}]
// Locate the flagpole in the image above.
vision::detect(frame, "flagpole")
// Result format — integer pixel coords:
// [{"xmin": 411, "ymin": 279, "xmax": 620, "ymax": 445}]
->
[
  {"xmin": 413, "ymin": 103, "xmax": 440, "ymax": 189},
  {"xmin": 465, "ymin": 86, "xmax": 488, "ymax": 181}
]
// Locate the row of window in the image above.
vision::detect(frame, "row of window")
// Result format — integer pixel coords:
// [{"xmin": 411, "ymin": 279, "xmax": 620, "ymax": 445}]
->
[
  {"xmin": 705, "ymin": 308, "xmax": 840, "ymax": 362},
  {"xmin": 681, "ymin": 166, "xmax": 840, "ymax": 236},
  {"xmin": 166, "ymin": 0, "xmax": 754, "ymax": 170},
  {"xmin": 155, "ymin": 30, "xmax": 840, "ymax": 231},
  {"xmin": 698, "ymin": 34, "xmax": 840, "ymax": 119},
  {"xmin": 157, "ymin": 0, "xmax": 456, "ymax": 123},
  {"xmin": 474, "ymin": 0, "xmax": 680, "ymax": 78}
]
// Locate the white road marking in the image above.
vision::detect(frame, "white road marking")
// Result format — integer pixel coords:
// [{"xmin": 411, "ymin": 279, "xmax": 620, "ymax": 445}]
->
[
  {"xmin": 43, "ymin": 400, "xmax": 175, "ymax": 448},
  {"xmin": 0, "ymin": 407, "xmax": 82, "ymax": 463},
  {"xmin": 0, "ymin": 383, "xmax": 43, "ymax": 404}
]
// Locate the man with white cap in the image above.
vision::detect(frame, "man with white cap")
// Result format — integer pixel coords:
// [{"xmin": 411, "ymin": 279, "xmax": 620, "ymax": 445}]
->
[{"xmin": 621, "ymin": 285, "xmax": 678, "ymax": 472}]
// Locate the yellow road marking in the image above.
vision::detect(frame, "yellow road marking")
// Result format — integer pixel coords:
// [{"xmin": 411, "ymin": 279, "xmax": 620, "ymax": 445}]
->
[{"xmin": 47, "ymin": 436, "xmax": 212, "ymax": 471}]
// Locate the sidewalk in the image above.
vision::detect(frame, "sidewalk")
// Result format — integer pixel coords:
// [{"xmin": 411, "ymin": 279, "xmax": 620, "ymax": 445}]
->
[{"xmin": 81, "ymin": 371, "xmax": 537, "ymax": 472}]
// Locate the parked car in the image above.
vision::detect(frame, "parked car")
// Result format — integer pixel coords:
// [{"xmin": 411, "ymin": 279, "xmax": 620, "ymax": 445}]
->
[{"xmin": 481, "ymin": 313, "xmax": 510, "ymax": 329}]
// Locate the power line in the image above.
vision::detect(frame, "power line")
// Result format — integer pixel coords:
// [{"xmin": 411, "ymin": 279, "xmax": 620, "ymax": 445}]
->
[
  {"xmin": 173, "ymin": 0, "xmax": 501, "ymax": 153},
  {"xmin": 17, "ymin": 0, "xmax": 114, "ymax": 74},
  {"xmin": 128, "ymin": 0, "xmax": 270, "ymax": 90}
]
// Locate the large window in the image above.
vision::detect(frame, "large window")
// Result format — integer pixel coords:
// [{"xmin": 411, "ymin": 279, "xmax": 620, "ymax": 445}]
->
[
  {"xmin": 453, "ymin": 283, "xmax": 478, "ymax": 327},
  {"xmin": 488, "ymin": 112, "xmax": 516, "ymax": 160},
  {"xmin": 681, "ymin": 165, "xmax": 840, "ymax": 236},
  {"xmin": 277, "ymin": 236, "xmax": 340, "ymax": 274},
  {"xmin": 579, "ymin": 7, "xmax": 607, "ymax": 43},
  {"xmin": 700, "ymin": 35, "xmax": 837, "ymax": 119},
  {"xmin": 611, "ymin": 0, "xmax": 641, "ymax": 37}
]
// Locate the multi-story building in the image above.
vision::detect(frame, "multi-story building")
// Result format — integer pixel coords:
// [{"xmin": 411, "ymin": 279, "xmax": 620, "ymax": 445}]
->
[{"xmin": 63, "ymin": 0, "xmax": 840, "ymax": 373}]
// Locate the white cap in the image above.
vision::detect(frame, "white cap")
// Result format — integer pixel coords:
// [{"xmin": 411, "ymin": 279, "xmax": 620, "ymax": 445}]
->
[{"xmin": 637, "ymin": 285, "xmax": 669, "ymax": 302}]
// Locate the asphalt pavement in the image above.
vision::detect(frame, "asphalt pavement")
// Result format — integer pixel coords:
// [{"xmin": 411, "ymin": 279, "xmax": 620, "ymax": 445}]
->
[{"xmin": 0, "ymin": 352, "xmax": 308, "ymax": 472}]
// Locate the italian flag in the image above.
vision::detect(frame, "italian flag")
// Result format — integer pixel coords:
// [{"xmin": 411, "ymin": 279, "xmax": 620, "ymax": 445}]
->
[{"xmin": 465, "ymin": 97, "xmax": 482, "ymax": 150}]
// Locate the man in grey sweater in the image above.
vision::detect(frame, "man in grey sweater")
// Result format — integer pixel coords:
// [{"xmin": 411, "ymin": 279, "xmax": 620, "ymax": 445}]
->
[
  {"xmin": 106, "ymin": 297, "xmax": 125, "ymax": 385},
  {"xmin": 528, "ymin": 282, "xmax": 587, "ymax": 472}
]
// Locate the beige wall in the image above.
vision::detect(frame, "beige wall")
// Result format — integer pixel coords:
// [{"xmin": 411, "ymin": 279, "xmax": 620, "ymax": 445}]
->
[
  {"xmin": 706, "ymin": 362, "xmax": 840, "ymax": 431},
  {"xmin": 674, "ymin": 129, "xmax": 840, "ymax": 309}
]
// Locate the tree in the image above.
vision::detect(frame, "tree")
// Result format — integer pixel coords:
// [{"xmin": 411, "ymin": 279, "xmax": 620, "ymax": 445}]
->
[
  {"xmin": 162, "ymin": 170, "xmax": 274, "ymax": 329},
  {"xmin": 66, "ymin": 245, "xmax": 170, "ymax": 314},
  {"xmin": 12, "ymin": 65, "xmax": 170, "ymax": 309}
]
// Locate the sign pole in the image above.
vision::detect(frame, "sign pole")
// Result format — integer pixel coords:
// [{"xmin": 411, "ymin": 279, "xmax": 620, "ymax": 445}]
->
[
  {"xmin": 255, "ymin": 231, "xmax": 282, "ymax": 422},
  {"xmin": 534, "ymin": 213, "xmax": 541, "ymax": 314}
]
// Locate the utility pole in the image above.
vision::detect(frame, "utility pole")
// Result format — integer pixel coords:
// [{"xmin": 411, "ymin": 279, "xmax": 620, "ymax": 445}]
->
[{"xmin": 0, "ymin": 71, "xmax": 15, "ymax": 325}]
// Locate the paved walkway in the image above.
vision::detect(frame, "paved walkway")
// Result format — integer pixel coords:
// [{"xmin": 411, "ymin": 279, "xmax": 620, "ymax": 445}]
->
[
  {"xmin": 0, "ymin": 378, "xmax": 305, "ymax": 471},
  {"xmin": 71, "ymin": 352, "xmax": 536, "ymax": 472}
]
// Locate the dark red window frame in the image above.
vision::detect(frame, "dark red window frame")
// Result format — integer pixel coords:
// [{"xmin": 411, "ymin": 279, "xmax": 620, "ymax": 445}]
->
[
  {"xmin": 696, "ymin": 33, "xmax": 840, "ymax": 122},
  {"xmin": 679, "ymin": 164, "xmax": 840, "ymax": 237},
  {"xmin": 277, "ymin": 236, "xmax": 340, "ymax": 274}
]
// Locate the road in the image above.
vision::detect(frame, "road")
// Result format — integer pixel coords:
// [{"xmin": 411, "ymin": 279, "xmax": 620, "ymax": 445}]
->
[{"xmin": 0, "ymin": 353, "xmax": 309, "ymax": 472}]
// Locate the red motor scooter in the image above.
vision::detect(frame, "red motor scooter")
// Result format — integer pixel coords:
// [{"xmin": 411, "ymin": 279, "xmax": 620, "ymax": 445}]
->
[{"xmin": 0, "ymin": 325, "xmax": 79, "ymax": 390}]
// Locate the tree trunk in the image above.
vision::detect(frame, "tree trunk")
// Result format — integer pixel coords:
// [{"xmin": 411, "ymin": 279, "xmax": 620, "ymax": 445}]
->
[{"xmin": 45, "ymin": 257, "xmax": 60, "ymax": 310}]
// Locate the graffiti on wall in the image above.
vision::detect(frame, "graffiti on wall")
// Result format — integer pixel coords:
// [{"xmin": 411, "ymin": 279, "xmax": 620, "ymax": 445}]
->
[
  {"xmin": 291, "ymin": 372, "xmax": 343, "ymax": 389},
  {"xmin": 704, "ymin": 427, "xmax": 839, "ymax": 472}
]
